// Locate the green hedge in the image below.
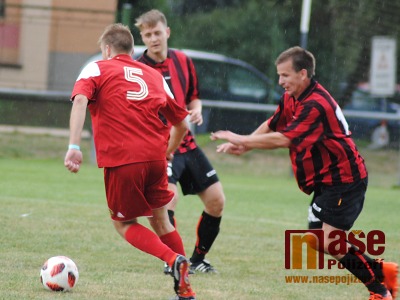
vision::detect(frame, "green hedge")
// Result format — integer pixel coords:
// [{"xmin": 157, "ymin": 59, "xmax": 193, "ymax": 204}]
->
[{"xmin": 0, "ymin": 95, "xmax": 91, "ymax": 130}]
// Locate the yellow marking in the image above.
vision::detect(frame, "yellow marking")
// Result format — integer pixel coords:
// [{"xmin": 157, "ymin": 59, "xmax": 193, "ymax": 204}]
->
[{"xmin": 351, "ymin": 230, "xmax": 363, "ymax": 235}]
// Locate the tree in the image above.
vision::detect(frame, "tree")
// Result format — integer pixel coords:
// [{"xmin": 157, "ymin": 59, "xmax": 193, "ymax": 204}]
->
[
  {"xmin": 170, "ymin": 0, "xmax": 400, "ymax": 104},
  {"xmin": 328, "ymin": 0, "xmax": 400, "ymax": 104},
  {"xmin": 169, "ymin": 0, "xmax": 300, "ymax": 86}
]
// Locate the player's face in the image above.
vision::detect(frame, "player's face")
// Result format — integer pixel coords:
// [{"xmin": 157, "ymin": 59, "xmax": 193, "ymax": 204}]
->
[
  {"xmin": 140, "ymin": 21, "xmax": 170, "ymax": 58},
  {"xmin": 277, "ymin": 59, "xmax": 308, "ymax": 99}
]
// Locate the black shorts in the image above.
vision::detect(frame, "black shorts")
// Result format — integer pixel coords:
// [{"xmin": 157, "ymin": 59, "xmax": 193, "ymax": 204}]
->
[
  {"xmin": 311, "ymin": 177, "xmax": 368, "ymax": 231},
  {"xmin": 167, "ymin": 147, "xmax": 219, "ymax": 195}
]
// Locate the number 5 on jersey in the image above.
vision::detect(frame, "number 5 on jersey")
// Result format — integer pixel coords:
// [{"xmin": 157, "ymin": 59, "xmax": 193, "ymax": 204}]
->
[{"xmin": 124, "ymin": 67, "xmax": 149, "ymax": 101}]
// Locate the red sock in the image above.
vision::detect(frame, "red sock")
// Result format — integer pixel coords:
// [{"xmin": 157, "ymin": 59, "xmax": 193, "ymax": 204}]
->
[
  {"xmin": 124, "ymin": 223, "xmax": 177, "ymax": 265},
  {"xmin": 160, "ymin": 230, "xmax": 186, "ymax": 256}
]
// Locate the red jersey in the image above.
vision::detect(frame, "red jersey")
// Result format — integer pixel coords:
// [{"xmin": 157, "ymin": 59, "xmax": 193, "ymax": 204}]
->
[
  {"xmin": 71, "ymin": 54, "xmax": 188, "ymax": 168},
  {"xmin": 267, "ymin": 79, "xmax": 367, "ymax": 194},
  {"xmin": 137, "ymin": 49, "xmax": 199, "ymax": 153}
]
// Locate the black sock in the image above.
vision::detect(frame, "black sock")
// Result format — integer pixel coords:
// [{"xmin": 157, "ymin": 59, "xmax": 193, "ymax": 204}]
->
[
  {"xmin": 167, "ymin": 210, "xmax": 176, "ymax": 228},
  {"xmin": 339, "ymin": 247, "xmax": 385, "ymax": 294},
  {"xmin": 308, "ymin": 221, "xmax": 323, "ymax": 229},
  {"xmin": 190, "ymin": 211, "xmax": 221, "ymax": 263}
]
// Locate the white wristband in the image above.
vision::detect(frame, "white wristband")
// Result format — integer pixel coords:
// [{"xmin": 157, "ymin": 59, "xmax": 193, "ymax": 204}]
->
[{"xmin": 68, "ymin": 144, "xmax": 80, "ymax": 150}]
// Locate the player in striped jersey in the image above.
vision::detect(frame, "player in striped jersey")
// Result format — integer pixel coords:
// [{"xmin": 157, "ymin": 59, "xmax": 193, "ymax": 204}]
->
[
  {"xmin": 211, "ymin": 46, "xmax": 398, "ymax": 300},
  {"xmin": 135, "ymin": 9, "xmax": 225, "ymax": 275}
]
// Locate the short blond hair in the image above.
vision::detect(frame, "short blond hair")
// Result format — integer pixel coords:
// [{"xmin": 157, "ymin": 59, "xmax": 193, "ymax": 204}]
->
[
  {"xmin": 98, "ymin": 23, "xmax": 133, "ymax": 54},
  {"xmin": 135, "ymin": 9, "xmax": 167, "ymax": 31}
]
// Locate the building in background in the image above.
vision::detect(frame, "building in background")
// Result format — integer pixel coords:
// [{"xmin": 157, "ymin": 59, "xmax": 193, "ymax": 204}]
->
[{"xmin": 0, "ymin": 0, "xmax": 117, "ymax": 91}]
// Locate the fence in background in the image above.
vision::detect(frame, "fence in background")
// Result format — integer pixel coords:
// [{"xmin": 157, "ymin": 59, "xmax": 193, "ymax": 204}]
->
[{"xmin": 1, "ymin": 88, "xmax": 399, "ymax": 184}]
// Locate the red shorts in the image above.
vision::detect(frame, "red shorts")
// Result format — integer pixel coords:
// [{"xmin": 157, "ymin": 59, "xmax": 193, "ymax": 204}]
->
[{"xmin": 104, "ymin": 161, "xmax": 173, "ymax": 221}]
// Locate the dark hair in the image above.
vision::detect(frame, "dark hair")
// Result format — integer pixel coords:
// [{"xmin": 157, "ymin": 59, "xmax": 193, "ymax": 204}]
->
[
  {"xmin": 275, "ymin": 46, "xmax": 316, "ymax": 78},
  {"xmin": 98, "ymin": 23, "xmax": 133, "ymax": 54}
]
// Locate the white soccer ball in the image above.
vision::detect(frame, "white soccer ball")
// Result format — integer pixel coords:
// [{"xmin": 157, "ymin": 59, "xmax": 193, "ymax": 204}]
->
[{"xmin": 40, "ymin": 256, "xmax": 79, "ymax": 292}]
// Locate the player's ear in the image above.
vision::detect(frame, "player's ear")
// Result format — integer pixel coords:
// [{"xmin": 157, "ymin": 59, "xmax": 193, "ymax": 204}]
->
[
  {"xmin": 106, "ymin": 45, "xmax": 112, "ymax": 59},
  {"xmin": 166, "ymin": 27, "xmax": 171, "ymax": 39},
  {"xmin": 300, "ymin": 68, "xmax": 308, "ymax": 80}
]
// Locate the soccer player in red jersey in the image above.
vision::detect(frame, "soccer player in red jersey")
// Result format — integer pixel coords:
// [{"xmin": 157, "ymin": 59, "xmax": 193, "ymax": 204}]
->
[
  {"xmin": 211, "ymin": 46, "xmax": 398, "ymax": 300},
  {"xmin": 135, "ymin": 9, "xmax": 225, "ymax": 274},
  {"xmin": 64, "ymin": 23, "xmax": 196, "ymax": 300}
]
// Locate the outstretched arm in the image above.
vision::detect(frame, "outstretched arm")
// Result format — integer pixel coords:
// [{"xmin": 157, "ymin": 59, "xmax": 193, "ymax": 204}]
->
[
  {"xmin": 213, "ymin": 130, "xmax": 290, "ymax": 149},
  {"xmin": 210, "ymin": 120, "xmax": 289, "ymax": 155}
]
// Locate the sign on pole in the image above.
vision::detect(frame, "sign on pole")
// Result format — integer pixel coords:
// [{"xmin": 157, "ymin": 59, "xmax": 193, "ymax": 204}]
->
[{"xmin": 369, "ymin": 36, "xmax": 397, "ymax": 96}]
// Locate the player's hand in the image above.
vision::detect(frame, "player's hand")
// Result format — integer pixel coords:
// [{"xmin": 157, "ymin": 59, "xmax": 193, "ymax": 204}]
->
[
  {"xmin": 166, "ymin": 152, "xmax": 174, "ymax": 161},
  {"xmin": 215, "ymin": 142, "xmax": 247, "ymax": 155},
  {"xmin": 188, "ymin": 108, "xmax": 203, "ymax": 126},
  {"xmin": 64, "ymin": 149, "xmax": 83, "ymax": 173},
  {"xmin": 211, "ymin": 131, "xmax": 248, "ymax": 155}
]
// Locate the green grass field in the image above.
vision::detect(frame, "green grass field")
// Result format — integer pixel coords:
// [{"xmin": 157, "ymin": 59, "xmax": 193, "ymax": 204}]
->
[{"xmin": 1, "ymin": 132, "xmax": 399, "ymax": 300}]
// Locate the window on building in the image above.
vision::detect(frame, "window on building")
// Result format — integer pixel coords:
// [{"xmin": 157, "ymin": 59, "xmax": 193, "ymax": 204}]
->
[{"xmin": 0, "ymin": 0, "xmax": 21, "ymax": 66}]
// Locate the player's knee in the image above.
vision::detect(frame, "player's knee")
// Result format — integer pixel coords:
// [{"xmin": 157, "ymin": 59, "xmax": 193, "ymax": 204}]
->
[
  {"xmin": 149, "ymin": 217, "xmax": 174, "ymax": 236},
  {"xmin": 205, "ymin": 196, "xmax": 225, "ymax": 216},
  {"xmin": 217, "ymin": 195, "xmax": 225, "ymax": 211},
  {"xmin": 166, "ymin": 195, "xmax": 179, "ymax": 210},
  {"xmin": 113, "ymin": 220, "xmax": 133, "ymax": 238}
]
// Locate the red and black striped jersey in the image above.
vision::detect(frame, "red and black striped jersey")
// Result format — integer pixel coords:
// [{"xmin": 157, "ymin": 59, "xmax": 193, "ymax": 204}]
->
[
  {"xmin": 137, "ymin": 49, "xmax": 199, "ymax": 154},
  {"xmin": 267, "ymin": 79, "xmax": 368, "ymax": 194}
]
